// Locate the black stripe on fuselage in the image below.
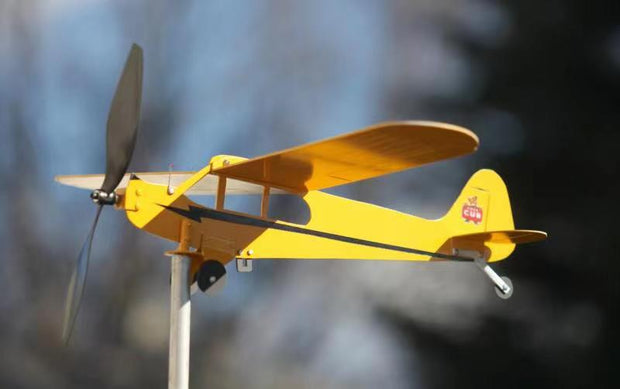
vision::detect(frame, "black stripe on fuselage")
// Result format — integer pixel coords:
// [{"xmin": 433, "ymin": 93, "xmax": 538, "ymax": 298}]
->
[{"xmin": 161, "ymin": 204, "xmax": 472, "ymax": 262}]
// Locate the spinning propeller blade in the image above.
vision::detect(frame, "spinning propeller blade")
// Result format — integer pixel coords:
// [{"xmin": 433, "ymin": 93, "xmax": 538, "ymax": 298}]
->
[
  {"xmin": 62, "ymin": 205, "xmax": 102, "ymax": 343},
  {"xmin": 101, "ymin": 43, "xmax": 143, "ymax": 193},
  {"xmin": 62, "ymin": 44, "xmax": 143, "ymax": 343}
]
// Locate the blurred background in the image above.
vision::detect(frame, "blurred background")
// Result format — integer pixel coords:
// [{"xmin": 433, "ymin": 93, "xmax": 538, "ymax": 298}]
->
[{"xmin": 1, "ymin": 0, "xmax": 618, "ymax": 387}]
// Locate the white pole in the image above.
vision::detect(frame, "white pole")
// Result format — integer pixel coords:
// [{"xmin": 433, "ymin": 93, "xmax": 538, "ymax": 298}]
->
[{"xmin": 169, "ymin": 254, "xmax": 191, "ymax": 389}]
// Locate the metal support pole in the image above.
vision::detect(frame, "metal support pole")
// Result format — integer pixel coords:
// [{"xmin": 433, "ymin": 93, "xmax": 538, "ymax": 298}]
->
[
  {"xmin": 169, "ymin": 220, "xmax": 192, "ymax": 389},
  {"xmin": 169, "ymin": 254, "xmax": 191, "ymax": 389}
]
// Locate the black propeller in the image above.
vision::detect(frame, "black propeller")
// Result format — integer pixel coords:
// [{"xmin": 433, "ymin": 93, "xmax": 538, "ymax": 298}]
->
[{"xmin": 62, "ymin": 44, "xmax": 143, "ymax": 344}]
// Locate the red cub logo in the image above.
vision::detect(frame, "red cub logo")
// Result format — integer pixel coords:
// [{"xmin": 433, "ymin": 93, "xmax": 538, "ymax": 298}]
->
[{"xmin": 462, "ymin": 196, "xmax": 483, "ymax": 224}]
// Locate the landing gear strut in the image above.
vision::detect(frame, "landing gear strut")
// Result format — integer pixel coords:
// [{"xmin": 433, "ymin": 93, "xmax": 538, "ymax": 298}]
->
[{"xmin": 453, "ymin": 248, "xmax": 513, "ymax": 299}]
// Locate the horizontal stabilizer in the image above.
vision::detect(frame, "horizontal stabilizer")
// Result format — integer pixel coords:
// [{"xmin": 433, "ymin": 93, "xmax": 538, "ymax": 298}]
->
[
  {"xmin": 445, "ymin": 229, "xmax": 547, "ymax": 263},
  {"xmin": 452, "ymin": 230, "xmax": 547, "ymax": 245}
]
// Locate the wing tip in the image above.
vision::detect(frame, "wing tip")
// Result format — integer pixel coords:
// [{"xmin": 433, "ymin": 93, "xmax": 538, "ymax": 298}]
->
[{"xmin": 376, "ymin": 120, "xmax": 480, "ymax": 150}]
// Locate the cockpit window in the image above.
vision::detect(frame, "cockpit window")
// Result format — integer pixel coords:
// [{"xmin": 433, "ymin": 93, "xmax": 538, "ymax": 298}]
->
[
  {"xmin": 268, "ymin": 194, "xmax": 311, "ymax": 225},
  {"xmin": 187, "ymin": 175, "xmax": 311, "ymax": 225}
]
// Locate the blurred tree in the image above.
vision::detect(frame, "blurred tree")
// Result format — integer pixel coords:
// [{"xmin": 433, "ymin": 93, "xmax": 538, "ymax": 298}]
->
[{"xmin": 382, "ymin": 0, "xmax": 620, "ymax": 387}]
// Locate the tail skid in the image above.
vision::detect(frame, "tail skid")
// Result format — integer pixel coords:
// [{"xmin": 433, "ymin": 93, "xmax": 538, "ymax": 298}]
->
[{"xmin": 453, "ymin": 248, "xmax": 515, "ymax": 299}]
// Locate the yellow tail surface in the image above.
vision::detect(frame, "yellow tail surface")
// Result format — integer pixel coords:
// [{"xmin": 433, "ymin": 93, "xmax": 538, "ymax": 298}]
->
[
  {"xmin": 443, "ymin": 169, "xmax": 515, "ymax": 234},
  {"xmin": 440, "ymin": 169, "xmax": 546, "ymax": 262}
]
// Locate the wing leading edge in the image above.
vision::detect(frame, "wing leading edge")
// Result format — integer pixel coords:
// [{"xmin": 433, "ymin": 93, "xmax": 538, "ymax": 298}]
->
[{"xmin": 54, "ymin": 172, "xmax": 285, "ymax": 195}]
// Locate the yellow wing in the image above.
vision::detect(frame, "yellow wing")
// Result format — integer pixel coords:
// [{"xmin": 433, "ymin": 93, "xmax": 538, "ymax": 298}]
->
[{"xmin": 213, "ymin": 121, "xmax": 479, "ymax": 192}]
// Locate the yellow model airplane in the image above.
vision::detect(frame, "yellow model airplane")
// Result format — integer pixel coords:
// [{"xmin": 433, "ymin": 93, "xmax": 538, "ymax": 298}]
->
[{"xmin": 56, "ymin": 44, "xmax": 546, "ymax": 346}]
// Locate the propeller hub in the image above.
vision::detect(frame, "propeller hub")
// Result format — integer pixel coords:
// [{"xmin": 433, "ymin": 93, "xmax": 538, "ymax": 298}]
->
[{"xmin": 90, "ymin": 189, "xmax": 117, "ymax": 205}]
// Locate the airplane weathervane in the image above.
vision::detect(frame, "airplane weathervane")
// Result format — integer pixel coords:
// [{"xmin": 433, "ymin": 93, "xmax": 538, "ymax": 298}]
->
[{"xmin": 56, "ymin": 44, "xmax": 547, "ymax": 389}]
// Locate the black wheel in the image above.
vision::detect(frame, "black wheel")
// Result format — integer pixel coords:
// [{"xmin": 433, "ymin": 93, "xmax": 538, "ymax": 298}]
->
[{"xmin": 196, "ymin": 260, "xmax": 227, "ymax": 296}]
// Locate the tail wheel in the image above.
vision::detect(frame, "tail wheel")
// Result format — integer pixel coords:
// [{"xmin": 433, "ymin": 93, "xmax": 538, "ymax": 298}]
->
[
  {"xmin": 494, "ymin": 276, "xmax": 513, "ymax": 299},
  {"xmin": 196, "ymin": 260, "xmax": 227, "ymax": 296}
]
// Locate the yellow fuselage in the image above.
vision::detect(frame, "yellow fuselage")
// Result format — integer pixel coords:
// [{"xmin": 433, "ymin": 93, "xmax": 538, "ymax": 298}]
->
[{"xmin": 121, "ymin": 156, "xmax": 516, "ymax": 271}]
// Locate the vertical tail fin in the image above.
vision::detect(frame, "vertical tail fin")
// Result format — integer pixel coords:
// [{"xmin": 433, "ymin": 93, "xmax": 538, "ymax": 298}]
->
[
  {"xmin": 443, "ymin": 169, "xmax": 515, "ymax": 234},
  {"xmin": 438, "ymin": 170, "xmax": 546, "ymax": 297},
  {"xmin": 441, "ymin": 169, "xmax": 517, "ymax": 261}
]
